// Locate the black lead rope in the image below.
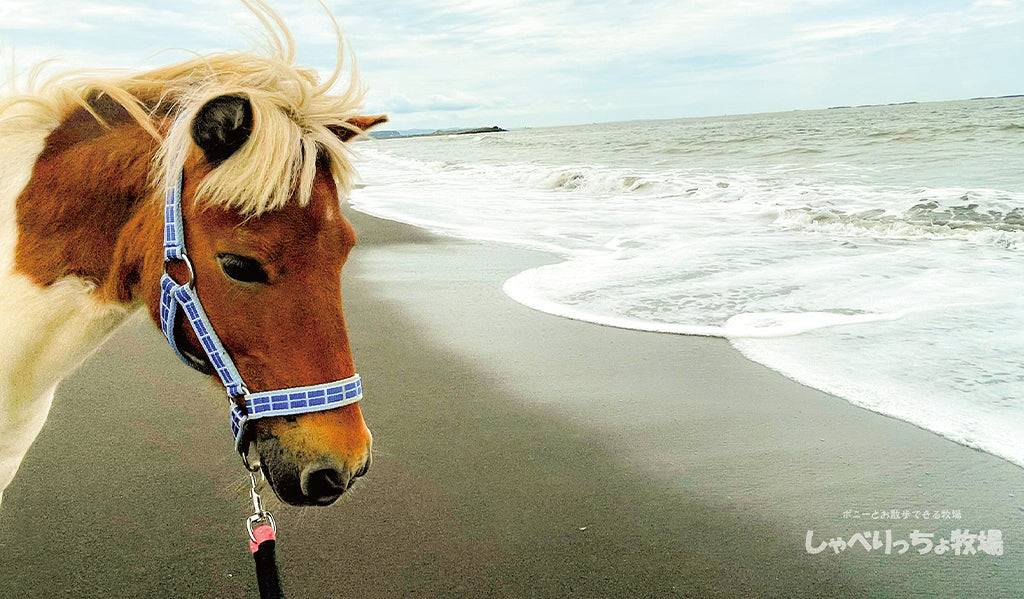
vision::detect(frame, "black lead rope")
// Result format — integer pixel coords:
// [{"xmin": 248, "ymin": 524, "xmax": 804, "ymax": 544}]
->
[
  {"xmin": 252, "ymin": 537, "xmax": 284, "ymax": 599},
  {"xmin": 246, "ymin": 465, "xmax": 284, "ymax": 599}
]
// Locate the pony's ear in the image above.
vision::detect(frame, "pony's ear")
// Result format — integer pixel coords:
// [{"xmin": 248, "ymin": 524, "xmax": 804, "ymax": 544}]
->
[
  {"xmin": 191, "ymin": 95, "xmax": 253, "ymax": 166},
  {"xmin": 329, "ymin": 115, "xmax": 389, "ymax": 142}
]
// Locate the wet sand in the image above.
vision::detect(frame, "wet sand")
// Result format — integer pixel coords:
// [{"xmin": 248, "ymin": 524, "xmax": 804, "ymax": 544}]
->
[{"xmin": 1, "ymin": 209, "xmax": 1022, "ymax": 598}]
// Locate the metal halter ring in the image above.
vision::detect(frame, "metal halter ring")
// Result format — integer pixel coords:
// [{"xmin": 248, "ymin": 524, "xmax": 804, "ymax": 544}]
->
[
  {"xmin": 242, "ymin": 448, "xmax": 261, "ymax": 473},
  {"xmin": 240, "ymin": 429, "xmax": 260, "ymax": 473},
  {"xmin": 163, "ymin": 254, "xmax": 197, "ymax": 289}
]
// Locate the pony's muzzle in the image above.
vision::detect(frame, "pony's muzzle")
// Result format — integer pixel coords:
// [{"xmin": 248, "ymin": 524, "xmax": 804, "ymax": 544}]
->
[
  {"xmin": 299, "ymin": 456, "xmax": 369, "ymax": 505},
  {"xmin": 255, "ymin": 425, "xmax": 371, "ymax": 506}
]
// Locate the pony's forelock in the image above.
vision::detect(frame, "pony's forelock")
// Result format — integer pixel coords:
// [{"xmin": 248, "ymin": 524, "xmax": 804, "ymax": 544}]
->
[{"xmin": 157, "ymin": 50, "xmax": 365, "ymax": 216}]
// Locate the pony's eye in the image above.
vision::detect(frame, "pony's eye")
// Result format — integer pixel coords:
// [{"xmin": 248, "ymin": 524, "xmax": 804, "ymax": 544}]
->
[{"xmin": 217, "ymin": 254, "xmax": 269, "ymax": 284}]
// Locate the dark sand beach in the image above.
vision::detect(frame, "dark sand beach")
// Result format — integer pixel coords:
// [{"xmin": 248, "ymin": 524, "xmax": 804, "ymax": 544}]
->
[{"xmin": 1, "ymin": 209, "xmax": 1023, "ymax": 598}]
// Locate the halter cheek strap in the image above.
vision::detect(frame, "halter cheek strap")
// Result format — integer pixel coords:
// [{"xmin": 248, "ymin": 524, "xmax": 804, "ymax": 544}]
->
[{"xmin": 159, "ymin": 165, "xmax": 363, "ymax": 453}]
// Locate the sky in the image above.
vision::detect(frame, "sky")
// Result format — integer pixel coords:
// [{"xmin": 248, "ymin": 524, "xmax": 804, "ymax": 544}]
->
[{"xmin": 1, "ymin": 0, "xmax": 1023, "ymax": 130}]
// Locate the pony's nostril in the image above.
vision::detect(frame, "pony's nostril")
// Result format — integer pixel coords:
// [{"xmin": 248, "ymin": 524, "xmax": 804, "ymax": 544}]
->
[
  {"xmin": 354, "ymin": 456, "xmax": 370, "ymax": 479},
  {"xmin": 300, "ymin": 464, "xmax": 350, "ymax": 504}
]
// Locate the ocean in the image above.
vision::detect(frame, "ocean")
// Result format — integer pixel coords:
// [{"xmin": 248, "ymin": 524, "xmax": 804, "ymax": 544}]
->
[{"xmin": 349, "ymin": 97, "xmax": 1024, "ymax": 468}]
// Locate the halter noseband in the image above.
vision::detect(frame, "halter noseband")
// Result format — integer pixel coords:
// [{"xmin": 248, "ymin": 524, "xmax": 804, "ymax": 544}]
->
[{"xmin": 159, "ymin": 165, "xmax": 363, "ymax": 456}]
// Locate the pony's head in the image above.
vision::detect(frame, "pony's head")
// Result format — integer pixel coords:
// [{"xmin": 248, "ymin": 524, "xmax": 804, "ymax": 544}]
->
[
  {"xmin": 150, "ymin": 81, "xmax": 387, "ymax": 505},
  {"xmin": 122, "ymin": 12, "xmax": 386, "ymax": 506}
]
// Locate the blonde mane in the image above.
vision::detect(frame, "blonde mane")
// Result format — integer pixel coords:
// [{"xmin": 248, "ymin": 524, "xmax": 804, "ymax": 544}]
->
[{"xmin": 0, "ymin": 0, "xmax": 366, "ymax": 216}]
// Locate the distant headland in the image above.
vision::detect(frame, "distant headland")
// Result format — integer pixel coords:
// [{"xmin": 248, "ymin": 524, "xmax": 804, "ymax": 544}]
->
[
  {"xmin": 827, "ymin": 94, "xmax": 1023, "ymax": 110},
  {"xmin": 369, "ymin": 126, "xmax": 506, "ymax": 140}
]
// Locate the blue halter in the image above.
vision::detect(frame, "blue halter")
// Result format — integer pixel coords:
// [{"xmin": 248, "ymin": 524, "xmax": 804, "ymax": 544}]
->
[{"xmin": 159, "ymin": 166, "xmax": 363, "ymax": 455}]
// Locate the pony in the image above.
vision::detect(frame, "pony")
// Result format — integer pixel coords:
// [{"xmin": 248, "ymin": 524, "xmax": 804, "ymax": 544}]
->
[{"xmin": 0, "ymin": 1, "xmax": 387, "ymax": 511}]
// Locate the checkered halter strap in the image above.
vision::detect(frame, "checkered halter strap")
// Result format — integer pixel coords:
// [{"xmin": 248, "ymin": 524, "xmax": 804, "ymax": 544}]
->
[{"xmin": 159, "ymin": 165, "xmax": 363, "ymax": 454}]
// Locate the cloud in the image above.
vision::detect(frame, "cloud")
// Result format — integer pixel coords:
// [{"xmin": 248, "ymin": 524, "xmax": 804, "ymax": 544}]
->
[
  {"xmin": 1, "ymin": 0, "xmax": 193, "ymax": 31},
  {"xmin": 765, "ymin": 0, "xmax": 1024, "ymax": 66},
  {"xmin": 793, "ymin": 18, "xmax": 904, "ymax": 42},
  {"xmin": 373, "ymin": 89, "xmax": 509, "ymax": 114}
]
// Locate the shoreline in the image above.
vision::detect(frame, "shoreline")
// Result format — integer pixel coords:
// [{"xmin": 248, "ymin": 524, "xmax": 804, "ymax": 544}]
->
[
  {"xmin": 352, "ymin": 204, "xmax": 1024, "ymax": 473},
  {"xmin": 1, "ymin": 208, "xmax": 1022, "ymax": 597}
]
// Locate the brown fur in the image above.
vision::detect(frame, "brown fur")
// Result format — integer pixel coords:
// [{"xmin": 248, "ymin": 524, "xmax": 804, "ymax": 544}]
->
[{"xmin": 14, "ymin": 100, "xmax": 162, "ymax": 289}]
